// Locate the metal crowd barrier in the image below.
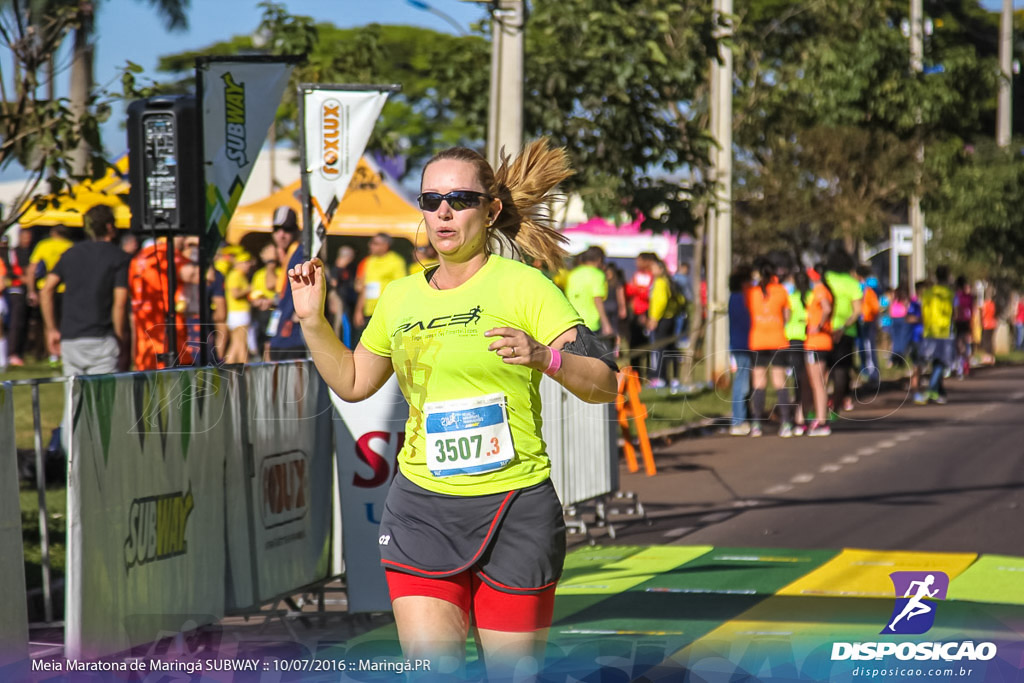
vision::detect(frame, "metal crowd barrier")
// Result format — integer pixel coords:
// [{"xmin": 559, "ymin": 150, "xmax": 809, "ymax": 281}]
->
[
  {"xmin": 9, "ymin": 376, "xmax": 69, "ymax": 627},
  {"xmin": 540, "ymin": 376, "xmax": 618, "ymax": 508}
]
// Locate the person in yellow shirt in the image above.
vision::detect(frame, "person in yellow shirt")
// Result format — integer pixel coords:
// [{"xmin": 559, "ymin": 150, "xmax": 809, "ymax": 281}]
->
[
  {"xmin": 354, "ymin": 233, "xmax": 407, "ymax": 331},
  {"xmin": 224, "ymin": 251, "xmax": 254, "ymax": 364},
  {"xmin": 645, "ymin": 258, "xmax": 683, "ymax": 388},
  {"xmin": 249, "ymin": 243, "xmax": 282, "ymax": 360},
  {"xmin": 213, "ymin": 245, "xmax": 238, "ymax": 279},
  {"xmin": 408, "ymin": 243, "xmax": 439, "ymax": 274},
  {"xmin": 28, "ymin": 225, "xmax": 74, "ymax": 366}
]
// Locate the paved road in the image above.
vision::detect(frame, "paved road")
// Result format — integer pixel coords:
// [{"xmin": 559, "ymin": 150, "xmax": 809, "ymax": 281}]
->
[{"xmin": 590, "ymin": 364, "xmax": 1024, "ymax": 556}]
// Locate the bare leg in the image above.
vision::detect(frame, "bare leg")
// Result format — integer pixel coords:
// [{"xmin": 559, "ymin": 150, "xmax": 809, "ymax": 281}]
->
[
  {"xmin": 393, "ymin": 596, "xmax": 470, "ymax": 679},
  {"xmin": 476, "ymin": 627, "xmax": 549, "ymax": 683},
  {"xmin": 807, "ymin": 361, "xmax": 828, "ymax": 423}
]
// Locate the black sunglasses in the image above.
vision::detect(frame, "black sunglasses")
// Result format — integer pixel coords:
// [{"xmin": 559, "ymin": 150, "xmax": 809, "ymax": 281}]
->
[{"xmin": 417, "ymin": 190, "xmax": 491, "ymax": 212}]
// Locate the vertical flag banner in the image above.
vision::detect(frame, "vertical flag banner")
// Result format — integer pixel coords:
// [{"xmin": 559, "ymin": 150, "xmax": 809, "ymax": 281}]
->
[
  {"xmin": 199, "ymin": 58, "xmax": 296, "ymax": 244},
  {"xmin": 300, "ymin": 85, "xmax": 396, "ymax": 258}
]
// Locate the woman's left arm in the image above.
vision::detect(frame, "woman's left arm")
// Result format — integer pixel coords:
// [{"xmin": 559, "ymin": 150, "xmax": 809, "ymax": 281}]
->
[{"xmin": 484, "ymin": 325, "xmax": 618, "ymax": 404}]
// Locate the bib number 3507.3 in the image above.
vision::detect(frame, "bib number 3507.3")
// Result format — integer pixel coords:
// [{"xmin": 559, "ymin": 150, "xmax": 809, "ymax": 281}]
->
[{"xmin": 424, "ymin": 393, "xmax": 515, "ymax": 477}]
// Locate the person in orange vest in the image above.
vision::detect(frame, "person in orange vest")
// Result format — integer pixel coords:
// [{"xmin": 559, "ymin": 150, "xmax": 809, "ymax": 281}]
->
[
  {"xmin": 129, "ymin": 236, "xmax": 190, "ymax": 370},
  {"xmin": 856, "ymin": 265, "xmax": 881, "ymax": 387}
]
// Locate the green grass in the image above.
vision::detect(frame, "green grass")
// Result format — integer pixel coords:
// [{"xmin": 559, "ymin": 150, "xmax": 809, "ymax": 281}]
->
[
  {"xmin": 4, "ymin": 360, "xmax": 68, "ymax": 600},
  {"xmin": 1, "ymin": 359, "xmax": 67, "ymax": 450},
  {"xmin": 20, "ymin": 485, "xmax": 66, "ymax": 594}
]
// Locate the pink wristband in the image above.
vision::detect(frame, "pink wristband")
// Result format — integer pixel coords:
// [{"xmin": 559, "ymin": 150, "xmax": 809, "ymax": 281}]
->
[{"xmin": 544, "ymin": 347, "xmax": 562, "ymax": 376}]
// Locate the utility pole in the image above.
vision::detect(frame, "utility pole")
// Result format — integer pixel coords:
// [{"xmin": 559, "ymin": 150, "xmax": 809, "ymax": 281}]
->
[
  {"xmin": 706, "ymin": 0, "xmax": 733, "ymax": 384},
  {"xmin": 998, "ymin": 0, "xmax": 1013, "ymax": 148},
  {"xmin": 909, "ymin": 0, "xmax": 926, "ymax": 284},
  {"xmin": 485, "ymin": 0, "xmax": 525, "ymax": 166}
]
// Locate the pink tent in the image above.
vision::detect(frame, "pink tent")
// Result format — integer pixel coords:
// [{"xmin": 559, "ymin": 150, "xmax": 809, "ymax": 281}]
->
[
  {"xmin": 561, "ymin": 215, "xmax": 690, "ymax": 273},
  {"xmin": 564, "ymin": 215, "xmax": 647, "ymax": 236}
]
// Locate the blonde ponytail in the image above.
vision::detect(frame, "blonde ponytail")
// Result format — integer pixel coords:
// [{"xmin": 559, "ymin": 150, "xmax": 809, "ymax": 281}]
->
[
  {"xmin": 423, "ymin": 138, "xmax": 574, "ymax": 271},
  {"xmin": 491, "ymin": 139, "xmax": 573, "ymax": 271}
]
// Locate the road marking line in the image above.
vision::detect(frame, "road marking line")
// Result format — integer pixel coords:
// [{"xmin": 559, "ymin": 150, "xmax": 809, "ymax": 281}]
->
[
  {"xmin": 663, "ymin": 527, "xmax": 695, "ymax": 538},
  {"xmin": 876, "ymin": 440, "xmax": 898, "ymax": 449},
  {"xmin": 764, "ymin": 484, "xmax": 793, "ymax": 495},
  {"xmin": 857, "ymin": 447, "xmax": 878, "ymax": 456},
  {"xmin": 699, "ymin": 511, "xmax": 734, "ymax": 523},
  {"xmin": 894, "ymin": 433, "xmax": 913, "ymax": 442},
  {"xmin": 732, "ymin": 499, "xmax": 761, "ymax": 508},
  {"xmin": 908, "ymin": 430, "xmax": 926, "ymax": 438},
  {"xmin": 820, "ymin": 464, "xmax": 842, "ymax": 473},
  {"xmin": 840, "ymin": 455, "xmax": 859, "ymax": 464},
  {"xmin": 791, "ymin": 473, "xmax": 814, "ymax": 484}
]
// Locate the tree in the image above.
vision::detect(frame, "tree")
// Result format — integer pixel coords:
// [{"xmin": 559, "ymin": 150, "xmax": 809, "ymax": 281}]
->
[
  {"xmin": 0, "ymin": 0, "xmax": 111, "ymax": 228},
  {"xmin": 731, "ymin": 0, "xmax": 999, "ymax": 257},
  {"xmin": 926, "ymin": 139, "xmax": 1024, "ymax": 288},
  {"xmin": 67, "ymin": 0, "xmax": 190, "ymax": 174},
  {"xmin": 524, "ymin": 0, "xmax": 720, "ymax": 235},
  {"xmin": 151, "ymin": 2, "xmax": 489, "ymax": 177}
]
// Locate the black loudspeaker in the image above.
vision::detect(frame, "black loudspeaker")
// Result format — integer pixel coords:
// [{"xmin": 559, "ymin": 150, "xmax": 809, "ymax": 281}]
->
[{"xmin": 127, "ymin": 95, "xmax": 203, "ymax": 234}]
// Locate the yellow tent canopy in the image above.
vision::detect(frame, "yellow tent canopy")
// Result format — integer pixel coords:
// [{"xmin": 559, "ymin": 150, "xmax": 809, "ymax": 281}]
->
[
  {"xmin": 18, "ymin": 156, "xmax": 132, "ymax": 229},
  {"xmin": 226, "ymin": 156, "xmax": 426, "ymax": 245}
]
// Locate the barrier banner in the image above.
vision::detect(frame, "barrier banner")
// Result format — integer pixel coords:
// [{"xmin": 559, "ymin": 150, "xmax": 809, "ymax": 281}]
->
[
  {"xmin": 226, "ymin": 362, "xmax": 333, "ymax": 606},
  {"xmin": 299, "ymin": 84, "xmax": 394, "ymax": 259},
  {"xmin": 65, "ymin": 369, "xmax": 238, "ymax": 658},
  {"xmin": 332, "ymin": 376, "xmax": 408, "ymax": 613},
  {"xmin": 199, "ymin": 57, "xmax": 296, "ymax": 242},
  {"xmin": 0, "ymin": 382, "xmax": 29, "ymax": 670}
]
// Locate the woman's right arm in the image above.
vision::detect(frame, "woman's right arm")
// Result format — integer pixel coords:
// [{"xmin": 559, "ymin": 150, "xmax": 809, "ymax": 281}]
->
[{"xmin": 290, "ymin": 259, "xmax": 393, "ymax": 401}]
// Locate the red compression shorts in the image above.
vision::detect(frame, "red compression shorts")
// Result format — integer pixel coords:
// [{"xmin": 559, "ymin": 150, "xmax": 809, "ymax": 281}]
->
[{"xmin": 385, "ymin": 569, "xmax": 556, "ymax": 632}]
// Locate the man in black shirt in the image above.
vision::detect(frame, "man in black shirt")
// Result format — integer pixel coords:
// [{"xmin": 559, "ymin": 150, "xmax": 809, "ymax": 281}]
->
[{"xmin": 40, "ymin": 205, "xmax": 130, "ymax": 376}]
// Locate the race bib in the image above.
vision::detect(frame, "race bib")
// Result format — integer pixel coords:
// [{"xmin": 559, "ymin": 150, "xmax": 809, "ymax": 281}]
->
[
  {"xmin": 364, "ymin": 281, "xmax": 382, "ymax": 300},
  {"xmin": 424, "ymin": 393, "xmax": 515, "ymax": 477}
]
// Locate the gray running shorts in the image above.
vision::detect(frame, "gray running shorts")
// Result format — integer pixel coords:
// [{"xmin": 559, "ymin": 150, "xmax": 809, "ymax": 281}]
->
[{"xmin": 378, "ymin": 469, "xmax": 566, "ymax": 594}]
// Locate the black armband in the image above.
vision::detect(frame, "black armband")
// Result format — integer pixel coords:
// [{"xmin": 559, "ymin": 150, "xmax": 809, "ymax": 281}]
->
[{"xmin": 561, "ymin": 324, "xmax": 618, "ymax": 372}]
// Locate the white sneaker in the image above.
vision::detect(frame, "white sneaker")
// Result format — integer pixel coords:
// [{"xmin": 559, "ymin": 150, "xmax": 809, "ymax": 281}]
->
[
  {"xmin": 750, "ymin": 423, "xmax": 763, "ymax": 437},
  {"xmin": 729, "ymin": 423, "xmax": 751, "ymax": 436},
  {"xmin": 779, "ymin": 423, "xmax": 794, "ymax": 438},
  {"xmin": 807, "ymin": 421, "xmax": 832, "ymax": 437}
]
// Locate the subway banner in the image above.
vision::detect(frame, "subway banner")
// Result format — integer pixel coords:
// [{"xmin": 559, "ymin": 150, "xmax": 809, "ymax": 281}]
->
[
  {"xmin": 65, "ymin": 369, "xmax": 239, "ymax": 658},
  {"xmin": 0, "ymin": 383, "xmax": 28, "ymax": 671},
  {"xmin": 300, "ymin": 84, "xmax": 395, "ymax": 259},
  {"xmin": 224, "ymin": 362, "xmax": 333, "ymax": 608},
  {"xmin": 332, "ymin": 377, "xmax": 409, "ymax": 612},
  {"xmin": 199, "ymin": 57, "xmax": 296, "ymax": 243}
]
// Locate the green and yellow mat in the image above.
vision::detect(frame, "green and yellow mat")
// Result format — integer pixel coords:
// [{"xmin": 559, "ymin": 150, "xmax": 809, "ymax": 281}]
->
[{"xmin": 342, "ymin": 546, "xmax": 1024, "ymax": 682}]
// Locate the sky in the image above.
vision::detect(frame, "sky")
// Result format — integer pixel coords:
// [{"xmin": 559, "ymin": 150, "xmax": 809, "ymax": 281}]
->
[{"xmin": 95, "ymin": 0, "xmax": 486, "ymax": 147}]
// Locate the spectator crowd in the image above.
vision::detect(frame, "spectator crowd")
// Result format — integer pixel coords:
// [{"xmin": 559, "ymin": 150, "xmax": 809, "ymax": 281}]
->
[{"xmin": 1, "ymin": 208, "xmax": 1021, "ymax": 417}]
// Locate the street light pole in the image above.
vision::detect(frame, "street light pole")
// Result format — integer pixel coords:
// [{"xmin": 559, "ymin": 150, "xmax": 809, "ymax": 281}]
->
[
  {"xmin": 909, "ymin": 0, "xmax": 926, "ymax": 285},
  {"xmin": 486, "ymin": 1, "xmax": 524, "ymax": 166},
  {"xmin": 707, "ymin": 0, "xmax": 733, "ymax": 385},
  {"xmin": 998, "ymin": 0, "xmax": 1013, "ymax": 147}
]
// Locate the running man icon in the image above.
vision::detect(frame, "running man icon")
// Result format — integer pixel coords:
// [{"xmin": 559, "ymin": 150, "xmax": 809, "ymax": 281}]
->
[{"xmin": 882, "ymin": 571, "xmax": 950, "ymax": 635}]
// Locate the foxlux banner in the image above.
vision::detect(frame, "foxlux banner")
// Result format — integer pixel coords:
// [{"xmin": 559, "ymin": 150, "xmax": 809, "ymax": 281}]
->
[
  {"xmin": 301, "ymin": 86, "xmax": 392, "ymax": 259},
  {"xmin": 201, "ymin": 59, "xmax": 295, "ymax": 242},
  {"xmin": 224, "ymin": 362, "xmax": 333, "ymax": 608},
  {"xmin": 65, "ymin": 370, "xmax": 239, "ymax": 659},
  {"xmin": 0, "ymin": 382, "xmax": 29, "ymax": 671}
]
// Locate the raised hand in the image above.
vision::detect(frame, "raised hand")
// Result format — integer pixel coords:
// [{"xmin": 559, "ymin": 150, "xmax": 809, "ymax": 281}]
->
[{"xmin": 289, "ymin": 258, "xmax": 327, "ymax": 323}]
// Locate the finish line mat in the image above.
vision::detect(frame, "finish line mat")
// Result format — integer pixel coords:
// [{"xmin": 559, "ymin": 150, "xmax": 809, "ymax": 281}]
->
[{"xmin": 334, "ymin": 545, "xmax": 1024, "ymax": 682}]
